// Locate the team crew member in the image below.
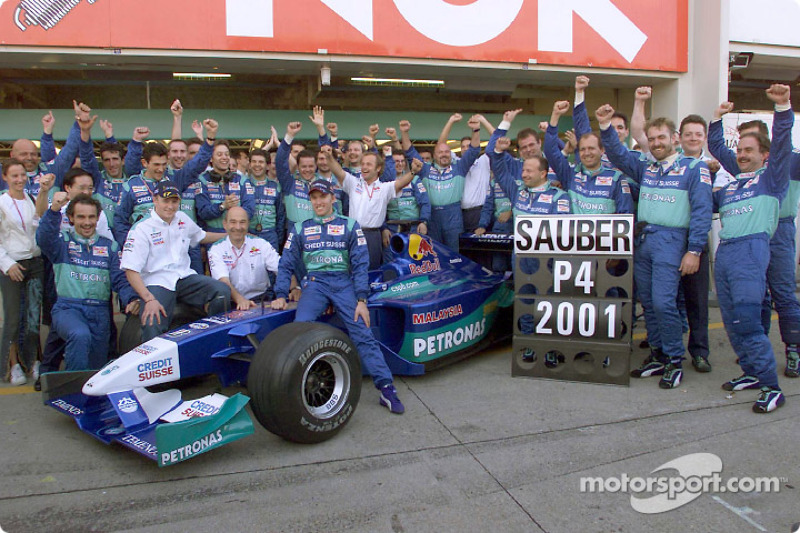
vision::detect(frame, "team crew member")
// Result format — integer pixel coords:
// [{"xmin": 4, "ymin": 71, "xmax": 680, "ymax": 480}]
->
[
  {"xmin": 5, "ymin": 107, "xmax": 81, "ymax": 197},
  {"xmin": 474, "ymin": 178, "xmax": 513, "ymax": 273},
  {"xmin": 311, "ymin": 107, "xmax": 396, "ymax": 183},
  {"xmin": 545, "ymin": 101, "xmax": 634, "ymax": 215},
  {"xmin": 196, "ymin": 140, "xmax": 256, "ymax": 231},
  {"xmin": 438, "ymin": 114, "xmax": 495, "ymax": 233},
  {"xmin": 401, "ymin": 116, "xmax": 483, "ymax": 251},
  {"xmin": 271, "ymin": 179, "xmax": 405, "ymax": 414},
  {"xmin": 114, "ymin": 119, "xmax": 218, "ymax": 246},
  {"xmin": 326, "ymin": 151, "xmax": 416, "ymax": 269},
  {"xmin": 597, "ymin": 104, "xmax": 713, "ymax": 390},
  {"xmin": 208, "ymin": 206, "xmax": 280, "ymax": 309},
  {"xmin": 382, "ymin": 153, "xmax": 431, "ymax": 260},
  {"xmin": 37, "ymin": 193, "xmax": 138, "ymax": 370},
  {"xmin": 712, "ymin": 85, "xmax": 794, "ymax": 412},
  {"xmin": 53, "ymin": 168, "xmax": 114, "ymax": 240},
  {"xmin": 121, "ymin": 181, "xmax": 231, "ymax": 342},
  {"xmin": 708, "ymin": 100, "xmax": 800, "ymax": 379},
  {"xmin": 244, "ymin": 148, "xmax": 284, "ymax": 252},
  {"xmin": 485, "ymin": 109, "xmax": 559, "ymax": 186},
  {"xmin": 633, "ymin": 87, "xmax": 725, "ymax": 370},
  {"xmin": 277, "ymin": 122, "xmax": 320, "ymax": 223},
  {"xmin": 0, "ymin": 160, "xmax": 46, "ymax": 385},
  {"xmin": 496, "ymin": 153, "xmax": 571, "ymax": 366}
]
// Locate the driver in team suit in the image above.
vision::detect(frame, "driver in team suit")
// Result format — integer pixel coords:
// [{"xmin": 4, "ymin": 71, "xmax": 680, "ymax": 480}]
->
[{"xmin": 271, "ymin": 179, "xmax": 405, "ymax": 414}]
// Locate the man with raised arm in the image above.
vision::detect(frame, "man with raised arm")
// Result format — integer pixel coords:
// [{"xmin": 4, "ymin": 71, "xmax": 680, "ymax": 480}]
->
[
  {"xmin": 708, "ymin": 98, "xmax": 800, "ymax": 380},
  {"xmin": 114, "ymin": 119, "xmax": 218, "ymax": 247},
  {"xmin": 325, "ymin": 147, "xmax": 417, "ymax": 269},
  {"xmin": 400, "ymin": 116, "xmax": 483, "ymax": 252},
  {"xmin": 545, "ymin": 100, "xmax": 634, "ymax": 216},
  {"xmin": 712, "ymin": 84, "xmax": 794, "ymax": 412},
  {"xmin": 596, "ymin": 102, "xmax": 712, "ymax": 390}
]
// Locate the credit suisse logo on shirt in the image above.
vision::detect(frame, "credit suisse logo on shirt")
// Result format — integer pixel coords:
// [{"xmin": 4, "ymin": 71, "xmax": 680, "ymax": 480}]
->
[{"xmin": 328, "ymin": 224, "xmax": 345, "ymax": 236}]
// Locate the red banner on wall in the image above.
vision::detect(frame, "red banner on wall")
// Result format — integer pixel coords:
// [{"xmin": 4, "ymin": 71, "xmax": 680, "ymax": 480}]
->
[{"xmin": 0, "ymin": 0, "xmax": 688, "ymax": 72}]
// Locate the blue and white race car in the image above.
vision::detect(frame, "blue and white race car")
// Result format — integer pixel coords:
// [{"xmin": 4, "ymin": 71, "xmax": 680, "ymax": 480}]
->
[{"xmin": 42, "ymin": 233, "xmax": 513, "ymax": 466}]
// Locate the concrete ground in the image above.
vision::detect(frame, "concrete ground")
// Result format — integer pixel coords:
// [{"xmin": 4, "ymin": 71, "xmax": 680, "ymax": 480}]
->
[{"xmin": 1, "ymin": 308, "xmax": 799, "ymax": 533}]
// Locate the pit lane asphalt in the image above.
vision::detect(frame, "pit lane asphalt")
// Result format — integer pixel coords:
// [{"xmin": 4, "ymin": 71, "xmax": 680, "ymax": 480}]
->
[{"xmin": 1, "ymin": 308, "xmax": 798, "ymax": 533}]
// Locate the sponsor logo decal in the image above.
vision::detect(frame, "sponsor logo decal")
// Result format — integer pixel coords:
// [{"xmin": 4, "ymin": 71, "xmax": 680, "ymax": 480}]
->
[
  {"xmin": 188, "ymin": 322, "xmax": 209, "ymax": 330},
  {"xmin": 92, "ymin": 245, "xmax": 109, "ymax": 257},
  {"xmin": 304, "ymin": 225, "xmax": 321, "ymax": 235},
  {"xmin": 117, "ymin": 396, "xmax": 139, "ymax": 414},
  {"xmin": 137, "ymin": 357, "xmax": 175, "ymax": 382},
  {"xmin": 413, "ymin": 318, "xmax": 487, "ymax": 356},
  {"xmin": 165, "ymin": 328, "xmax": 191, "ymax": 338},
  {"xmin": 328, "ymin": 224, "xmax": 345, "ymax": 235},
  {"xmin": 412, "ymin": 304, "xmax": 463, "ymax": 325}
]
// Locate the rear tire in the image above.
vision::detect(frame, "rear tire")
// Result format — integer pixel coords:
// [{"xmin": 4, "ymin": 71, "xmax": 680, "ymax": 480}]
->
[{"xmin": 247, "ymin": 322, "xmax": 361, "ymax": 443}]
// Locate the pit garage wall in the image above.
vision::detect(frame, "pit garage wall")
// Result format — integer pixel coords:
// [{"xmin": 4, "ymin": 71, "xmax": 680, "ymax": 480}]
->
[{"xmin": 649, "ymin": 0, "xmax": 728, "ymax": 131}]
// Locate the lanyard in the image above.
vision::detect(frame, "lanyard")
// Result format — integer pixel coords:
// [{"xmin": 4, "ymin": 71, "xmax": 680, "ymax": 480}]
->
[
  {"xmin": 11, "ymin": 197, "xmax": 27, "ymax": 232},
  {"xmin": 229, "ymin": 242, "xmax": 246, "ymax": 271}
]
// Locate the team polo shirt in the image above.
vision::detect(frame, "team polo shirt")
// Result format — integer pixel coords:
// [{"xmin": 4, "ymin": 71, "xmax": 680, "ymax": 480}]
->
[
  {"xmin": 341, "ymin": 173, "xmax": 396, "ymax": 228},
  {"xmin": 208, "ymin": 235, "xmax": 280, "ymax": 299},
  {"xmin": 120, "ymin": 210, "xmax": 205, "ymax": 290}
]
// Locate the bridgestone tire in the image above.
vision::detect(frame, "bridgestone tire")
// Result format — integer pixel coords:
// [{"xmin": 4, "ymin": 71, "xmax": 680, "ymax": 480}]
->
[{"xmin": 247, "ymin": 322, "xmax": 361, "ymax": 444}]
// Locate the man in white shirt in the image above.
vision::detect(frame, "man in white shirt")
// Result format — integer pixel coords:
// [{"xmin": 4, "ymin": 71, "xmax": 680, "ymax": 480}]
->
[
  {"xmin": 326, "ymin": 151, "xmax": 415, "ymax": 269},
  {"xmin": 208, "ymin": 206, "xmax": 280, "ymax": 310},
  {"xmin": 121, "ymin": 180, "xmax": 230, "ymax": 341}
]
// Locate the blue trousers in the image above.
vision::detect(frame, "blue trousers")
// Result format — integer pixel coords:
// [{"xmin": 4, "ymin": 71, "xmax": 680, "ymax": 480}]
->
[
  {"xmin": 294, "ymin": 273, "xmax": 393, "ymax": 388},
  {"xmin": 716, "ymin": 236, "xmax": 779, "ymax": 388},
  {"xmin": 763, "ymin": 218, "xmax": 800, "ymax": 346},
  {"xmin": 429, "ymin": 203, "xmax": 463, "ymax": 252},
  {"xmin": 51, "ymin": 300, "xmax": 110, "ymax": 371},
  {"xmin": 142, "ymin": 275, "xmax": 231, "ymax": 342},
  {"xmin": 189, "ymin": 245, "xmax": 204, "ymax": 276},
  {"xmin": 635, "ymin": 228, "xmax": 686, "ymax": 363}
]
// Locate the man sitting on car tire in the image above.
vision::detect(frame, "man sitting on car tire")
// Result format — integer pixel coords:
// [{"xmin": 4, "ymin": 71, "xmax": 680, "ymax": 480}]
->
[{"xmin": 271, "ymin": 179, "xmax": 405, "ymax": 414}]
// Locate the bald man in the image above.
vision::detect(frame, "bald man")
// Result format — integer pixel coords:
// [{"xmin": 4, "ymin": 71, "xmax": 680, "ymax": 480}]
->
[
  {"xmin": 4, "ymin": 107, "xmax": 84, "ymax": 198},
  {"xmin": 208, "ymin": 206, "xmax": 281, "ymax": 309}
]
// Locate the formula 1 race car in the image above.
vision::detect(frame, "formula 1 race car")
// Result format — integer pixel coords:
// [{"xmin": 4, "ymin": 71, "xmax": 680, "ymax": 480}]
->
[{"xmin": 42, "ymin": 232, "xmax": 513, "ymax": 466}]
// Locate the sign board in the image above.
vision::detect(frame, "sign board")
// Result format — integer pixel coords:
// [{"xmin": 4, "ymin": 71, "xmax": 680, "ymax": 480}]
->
[
  {"xmin": 513, "ymin": 214, "xmax": 633, "ymax": 385},
  {"xmin": 0, "ymin": 0, "xmax": 688, "ymax": 72}
]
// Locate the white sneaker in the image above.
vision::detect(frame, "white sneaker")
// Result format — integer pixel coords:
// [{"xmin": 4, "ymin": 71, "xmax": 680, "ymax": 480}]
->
[
  {"xmin": 10, "ymin": 364, "xmax": 26, "ymax": 386},
  {"xmin": 32, "ymin": 361, "xmax": 40, "ymax": 380}
]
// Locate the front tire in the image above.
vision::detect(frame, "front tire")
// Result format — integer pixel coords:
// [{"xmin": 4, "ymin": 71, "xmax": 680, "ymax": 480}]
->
[{"xmin": 247, "ymin": 322, "xmax": 362, "ymax": 443}]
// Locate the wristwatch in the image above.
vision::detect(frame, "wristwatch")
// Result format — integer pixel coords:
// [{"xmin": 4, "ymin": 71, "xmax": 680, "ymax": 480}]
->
[
  {"xmin": 688, "ymin": 250, "xmax": 701, "ymax": 257},
  {"xmin": 357, "ymin": 298, "xmax": 367, "ymax": 304}
]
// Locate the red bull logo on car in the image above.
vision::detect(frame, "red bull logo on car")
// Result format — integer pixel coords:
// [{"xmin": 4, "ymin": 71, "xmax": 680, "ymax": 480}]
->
[{"xmin": 407, "ymin": 234, "xmax": 440, "ymax": 274}]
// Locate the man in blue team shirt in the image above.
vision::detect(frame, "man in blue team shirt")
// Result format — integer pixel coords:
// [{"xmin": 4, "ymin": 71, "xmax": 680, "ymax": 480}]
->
[
  {"xmin": 596, "ymin": 104, "xmax": 712, "ymax": 390},
  {"xmin": 712, "ymin": 84, "xmax": 794, "ymax": 412},
  {"xmin": 271, "ymin": 179, "xmax": 405, "ymax": 414}
]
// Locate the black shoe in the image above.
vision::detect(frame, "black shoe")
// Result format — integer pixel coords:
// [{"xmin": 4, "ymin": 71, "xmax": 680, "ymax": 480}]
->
[
  {"xmin": 34, "ymin": 377, "xmax": 41, "ymax": 392},
  {"xmin": 691, "ymin": 355, "xmax": 711, "ymax": 373},
  {"xmin": 639, "ymin": 339, "xmax": 650, "ymax": 349}
]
